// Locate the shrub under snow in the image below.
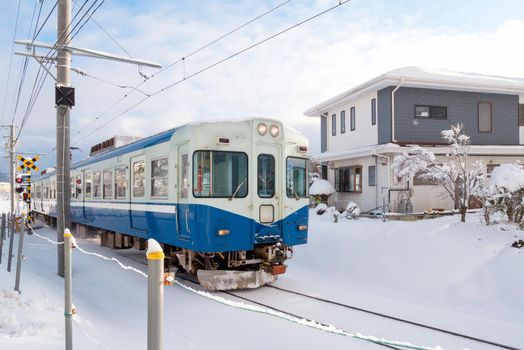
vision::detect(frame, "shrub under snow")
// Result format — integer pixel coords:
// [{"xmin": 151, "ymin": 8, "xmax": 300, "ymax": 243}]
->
[
  {"xmin": 484, "ymin": 163, "xmax": 524, "ymax": 225},
  {"xmin": 346, "ymin": 201, "xmax": 361, "ymax": 219},
  {"xmin": 315, "ymin": 203, "xmax": 328, "ymax": 215},
  {"xmin": 309, "ymin": 179, "xmax": 335, "ymax": 204}
]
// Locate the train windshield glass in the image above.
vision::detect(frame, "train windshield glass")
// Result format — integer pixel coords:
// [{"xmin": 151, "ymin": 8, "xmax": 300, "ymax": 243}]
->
[
  {"xmin": 286, "ymin": 157, "xmax": 307, "ymax": 198},
  {"xmin": 193, "ymin": 151, "xmax": 248, "ymax": 198},
  {"xmin": 258, "ymin": 154, "xmax": 275, "ymax": 198}
]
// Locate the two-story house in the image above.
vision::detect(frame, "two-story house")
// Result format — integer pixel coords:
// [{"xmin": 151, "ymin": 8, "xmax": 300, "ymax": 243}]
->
[{"xmin": 304, "ymin": 67, "xmax": 524, "ymax": 213}]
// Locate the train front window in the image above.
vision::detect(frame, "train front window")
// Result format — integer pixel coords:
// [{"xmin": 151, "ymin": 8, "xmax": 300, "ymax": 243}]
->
[
  {"xmin": 258, "ymin": 154, "xmax": 275, "ymax": 198},
  {"xmin": 193, "ymin": 151, "xmax": 248, "ymax": 198},
  {"xmin": 286, "ymin": 157, "xmax": 307, "ymax": 198}
]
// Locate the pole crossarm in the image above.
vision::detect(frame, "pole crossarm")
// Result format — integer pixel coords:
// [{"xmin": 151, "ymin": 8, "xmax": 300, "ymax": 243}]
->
[{"xmin": 15, "ymin": 39, "xmax": 162, "ymax": 69}]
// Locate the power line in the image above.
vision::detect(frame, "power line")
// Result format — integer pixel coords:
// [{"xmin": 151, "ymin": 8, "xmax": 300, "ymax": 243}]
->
[
  {"xmin": 10, "ymin": 0, "xmax": 43, "ymax": 125},
  {"xmin": 73, "ymin": 0, "xmax": 352, "ymax": 147},
  {"xmin": 1, "ymin": 0, "xmax": 22, "ymax": 125},
  {"xmin": 16, "ymin": 0, "xmax": 105, "ymax": 141},
  {"xmin": 72, "ymin": 0, "xmax": 133, "ymax": 58},
  {"xmin": 71, "ymin": 0, "xmax": 294, "ymax": 143}
]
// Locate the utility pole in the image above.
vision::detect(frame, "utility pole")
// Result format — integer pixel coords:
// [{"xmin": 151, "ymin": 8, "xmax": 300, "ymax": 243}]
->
[
  {"xmin": 56, "ymin": 0, "xmax": 72, "ymax": 278},
  {"xmin": 13, "ymin": 0, "xmax": 162, "ymax": 279},
  {"xmin": 9, "ymin": 124, "xmax": 15, "ymax": 217}
]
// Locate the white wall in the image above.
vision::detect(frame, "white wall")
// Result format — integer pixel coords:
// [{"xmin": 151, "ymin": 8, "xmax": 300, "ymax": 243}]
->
[
  {"xmin": 326, "ymin": 91, "xmax": 378, "ymax": 152},
  {"xmin": 520, "ymin": 127, "xmax": 524, "ymax": 145}
]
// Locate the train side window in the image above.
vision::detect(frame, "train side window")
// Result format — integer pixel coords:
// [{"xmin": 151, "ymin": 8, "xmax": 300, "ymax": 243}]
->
[
  {"xmin": 103, "ymin": 169, "xmax": 113, "ymax": 199},
  {"xmin": 85, "ymin": 172, "xmax": 92, "ymax": 198},
  {"xmin": 151, "ymin": 158, "xmax": 168, "ymax": 198},
  {"xmin": 180, "ymin": 153, "xmax": 189, "ymax": 199},
  {"xmin": 93, "ymin": 171, "xmax": 102, "ymax": 198},
  {"xmin": 257, "ymin": 154, "xmax": 275, "ymax": 198},
  {"xmin": 286, "ymin": 157, "xmax": 308, "ymax": 198},
  {"xmin": 115, "ymin": 166, "xmax": 127, "ymax": 198},
  {"xmin": 75, "ymin": 176, "xmax": 82, "ymax": 198},
  {"xmin": 133, "ymin": 160, "xmax": 145, "ymax": 197}
]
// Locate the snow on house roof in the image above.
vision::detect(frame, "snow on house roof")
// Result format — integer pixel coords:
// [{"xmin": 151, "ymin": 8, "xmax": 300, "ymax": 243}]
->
[{"xmin": 304, "ymin": 66, "xmax": 524, "ymax": 117}]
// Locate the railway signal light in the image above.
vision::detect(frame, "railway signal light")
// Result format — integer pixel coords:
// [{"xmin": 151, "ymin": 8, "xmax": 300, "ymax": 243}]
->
[{"xmin": 15, "ymin": 186, "xmax": 24, "ymax": 194}]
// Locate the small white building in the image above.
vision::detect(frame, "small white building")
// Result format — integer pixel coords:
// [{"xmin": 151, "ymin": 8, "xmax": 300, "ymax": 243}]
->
[{"xmin": 304, "ymin": 67, "xmax": 524, "ymax": 213}]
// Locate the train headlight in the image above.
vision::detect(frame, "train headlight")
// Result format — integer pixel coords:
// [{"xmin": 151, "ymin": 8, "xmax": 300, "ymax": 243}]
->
[
  {"xmin": 269, "ymin": 124, "xmax": 279, "ymax": 137},
  {"xmin": 257, "ymin": 123, "xmax": 267, "ymax": 136}
]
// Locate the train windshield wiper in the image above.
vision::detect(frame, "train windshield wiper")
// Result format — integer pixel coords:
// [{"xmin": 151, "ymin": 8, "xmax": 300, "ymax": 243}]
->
[{"xmin": 229, "ymin": 177, "xmax": 246, "ymax": 201}]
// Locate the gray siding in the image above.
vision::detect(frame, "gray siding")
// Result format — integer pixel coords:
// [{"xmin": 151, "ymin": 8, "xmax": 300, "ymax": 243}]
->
[
  {"xmin": 320, "ymin": 114, "xmax": 327, "ymax": 152},
  {"xmin": 394, "ymin": 87, "xmax": 519, "ymax": 145},
  {"xmin": 377, "ymin": 87, "xmax": 393, "ymax": 144}
]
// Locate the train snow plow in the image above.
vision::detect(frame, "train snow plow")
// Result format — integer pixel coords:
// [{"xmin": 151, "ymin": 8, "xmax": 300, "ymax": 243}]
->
[{"xmin": 197, "ymin": 269, "xmax": 277, "ymax": 291}]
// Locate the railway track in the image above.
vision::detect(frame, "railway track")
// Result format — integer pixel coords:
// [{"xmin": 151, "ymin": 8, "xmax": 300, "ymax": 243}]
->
[
  {"xmin": 110, "ymin": 248, "xmax": 520, "ymax": 350},
  {"xmin": 176, "ymin": 274, "xmax": 520, "ymax": 350},
  {"xmin": 263, "ymin": 285, "xmax": 520, "ymax": 350}
]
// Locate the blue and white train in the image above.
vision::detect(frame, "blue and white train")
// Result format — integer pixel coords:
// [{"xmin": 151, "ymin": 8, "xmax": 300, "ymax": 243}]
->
[{"xmin": 32, "ymin": 118, "xmax": 309, "ymax": 289}]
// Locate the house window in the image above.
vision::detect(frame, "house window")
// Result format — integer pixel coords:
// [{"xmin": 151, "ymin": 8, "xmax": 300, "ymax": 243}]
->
[
  {"xmin": 415, "ymin": 105, "xmax": 447, "ymax": 119},
  {"xmin": 334, "ymin": 166, "xmax": 362, "ymax": 193},
  {"xmin": 331, "ymin": 114, "xmax": 336, "ymax": 136},
  {"xmin": 478, "ymin": 102, "xmax": 492, "ymax": 132},
  {"xmin": 350, "ymin": 107, "xmax": 356, "ymax": 131},
  {"xmin": 340, "ymin": 110, "xmax": 346, "ymax": 134},
  {"xmin": 519, "ymin": 104, "xmax": 524, "ymax": 126},
  {"xmin": 368, "ymin": 165, "xmax": 376, "ymax": 186},
  {"xmin": 151, "ymin": 158, "xmax": 169, "ymax": 198},
  {"xmin": 371, "ymin": 98, "xmax": 376, "ymax": 125}
]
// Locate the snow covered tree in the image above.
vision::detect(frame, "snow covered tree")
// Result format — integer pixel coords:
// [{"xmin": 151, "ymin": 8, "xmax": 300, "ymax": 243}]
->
[
  {"xmin": 309, "ymin": 179, "xmax": 335, "ymax": 205},
  {"xmin": 485, "ymin": 163, "xmax": 524, "ymax": 226},
  {"xmin": 392, "ymin": 124, "xmax": 485, "ymax": 222}
]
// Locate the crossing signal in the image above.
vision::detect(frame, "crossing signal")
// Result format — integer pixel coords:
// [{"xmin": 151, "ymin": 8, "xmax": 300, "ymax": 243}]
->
[
  {"xmin": 16, "ymin": 176, "xmax": 23, "ymax": 184},
  {"xmin": 16, "ymin": 186, "xmax": 24, "ymax": 194}
]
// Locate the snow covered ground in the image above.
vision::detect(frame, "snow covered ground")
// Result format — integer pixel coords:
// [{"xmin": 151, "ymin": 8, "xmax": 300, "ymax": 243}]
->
[{"xmin": 0, "ymin": 208, "xmax": 523, "ymax": 349}]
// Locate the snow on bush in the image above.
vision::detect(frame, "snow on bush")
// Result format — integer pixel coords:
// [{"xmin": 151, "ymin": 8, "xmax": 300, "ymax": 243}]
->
[
  {"xmin": 345, "ymin": 201, "xmax": 361, "ymax": 219},
  {"xmin": 309, "ymin": 179, "xmax": 335, "ymax": 196},
  {"xmin": 327, "ymin": 206, "xmax": 342, "ymax": 222},
  {"xmin": 315, "ymin": 203, "xmax": 328, "ymax": 215},
  {"xmin": 490, "ymin": 164, "xmax": 524, "ymax": 193},
  {"xmin": 309, "ymin": 179, "xmax": 335, "ymax": 204},
  {"xmin": 484, "ymin": 163, "xmax": 524, "ymax": 225}
]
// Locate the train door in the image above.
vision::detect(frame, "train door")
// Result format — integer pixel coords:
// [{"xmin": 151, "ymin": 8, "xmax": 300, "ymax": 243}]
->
[
  {"xmin": 130, "ymin": 155, "xmax": 148, "ymax": 232},
  {"xmin": 177, "ymin": 144, "xmax": 191, "ymax": 241},
  {"xmin": 253, "ymin": 144, "xmax": 282, "ymax": 239}
]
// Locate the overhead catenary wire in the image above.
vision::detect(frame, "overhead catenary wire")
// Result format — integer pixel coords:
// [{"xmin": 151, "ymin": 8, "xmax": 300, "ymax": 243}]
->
[
  {"xmin": 70, "ymin": 0, "xmax": 295, "ymax": 143},
  {"xmin": 1, "ymin": 0, "xmax": 23, "ymax": 125},
  {"xmin": 16, "ymin": 0, "xmax": 106, "ymax": 142},
  {"xmin": 13, "ymin": 0, "xmax": 88, "ymax": 137},
  {"xmin": 10, "ymin": 0, "xmax": 43, "ymax": 125},
  {"xmin": 72, "ymin": 0, "xmax": 352, "ymax": 147}
]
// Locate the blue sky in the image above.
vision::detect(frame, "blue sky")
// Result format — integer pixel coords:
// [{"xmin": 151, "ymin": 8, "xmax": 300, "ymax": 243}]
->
[{"xmin": 1, "ymin": 0, "xmax": 524, "ymax": 171}]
